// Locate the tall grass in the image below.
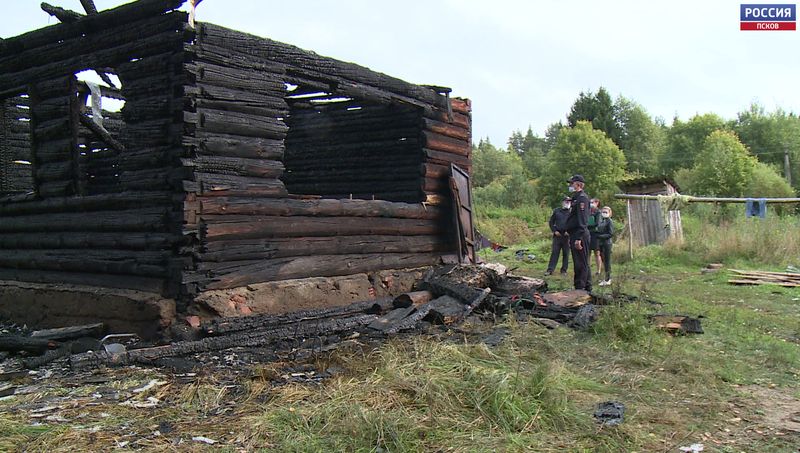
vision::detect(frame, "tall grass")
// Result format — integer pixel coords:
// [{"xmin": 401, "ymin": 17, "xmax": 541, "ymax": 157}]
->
[{"xmin": 680, "ymin": 214, "xmax": 800, "ymax": 266}]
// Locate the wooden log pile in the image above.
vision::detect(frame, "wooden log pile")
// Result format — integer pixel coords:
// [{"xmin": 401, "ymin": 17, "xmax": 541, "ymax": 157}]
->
[{"xmin": 728, "ymin": 269, "xmax": 800, "ymax": 287}]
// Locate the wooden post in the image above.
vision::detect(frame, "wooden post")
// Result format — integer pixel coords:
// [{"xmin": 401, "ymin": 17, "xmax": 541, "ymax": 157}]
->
[
  {"xmin": 785, "ymin": 146, "xmax": 792, "ymax": 187},
  {"xmin": 626, "ymin": 200, "xmax": 633, "ymax": 261}
]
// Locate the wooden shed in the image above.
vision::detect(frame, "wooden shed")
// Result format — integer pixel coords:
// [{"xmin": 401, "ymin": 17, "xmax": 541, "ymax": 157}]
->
[
  {"xmin": 618, "ymin": 177, "xmax": 683, "ymax": 247},
  {"xmin": 0, "ymin": 0, "xmax": 472, "ymax": 335}
]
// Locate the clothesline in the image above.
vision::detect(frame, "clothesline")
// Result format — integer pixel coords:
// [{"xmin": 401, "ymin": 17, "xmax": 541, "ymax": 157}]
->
[{"xmin": 614, "ymin": 194, "xmax": 800, "ymax": 204}]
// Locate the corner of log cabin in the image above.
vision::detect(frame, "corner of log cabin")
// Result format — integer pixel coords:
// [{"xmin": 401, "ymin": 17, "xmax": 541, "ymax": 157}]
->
[{"xmin": 0, "ymin": 0, "xmax": 473, "ymax": 332}]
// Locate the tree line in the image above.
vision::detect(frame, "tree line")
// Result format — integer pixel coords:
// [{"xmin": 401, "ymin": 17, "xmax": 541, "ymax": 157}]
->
[{"xmin": 473, "ymin": 87, "xmax": 799, "ymax": 210}]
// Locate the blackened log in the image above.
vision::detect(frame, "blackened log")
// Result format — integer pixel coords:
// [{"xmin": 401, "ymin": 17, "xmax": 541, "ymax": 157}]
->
[
  {"xmin": 79, "ymin": 115, "xmax": 124, "ymax": 152},
  {"xmin": 185, "ymin": 61, "xmax": 286, "ymax": 95},
  {"xmin": 0, "ymin": 250, "xmax": 168, "ymax": 276},
  {"xmin": 0, "ymin": 207, "xmax": 170, "ymax": 233},
  {"xmin": 286, "ymin": 127, "xmax": 419, "ymax": 147},
  {"xmin": 187, "ymin": 133, "xmax": 284, "ymax": 160},
  {"xmin": 79, "ymin": 0, "xmax": 98, "ymax": 15},
  {"xmin": 191, "ymin": 41, "xmax": 285, "ymax": 74},
  {"xmin": 31, "ymin": 323, "xmax": 104, "ymax": 341},
  {"xmin": 200, "ymin": 235, "xmax": 449, "ymax": 262},
  {"xmin": 198, "ymin": 23, "xmax": 444, "ymax": 107},
  {"xmin": 121, "ymin": 95, "xmax": 180, "ymax": 123},
  {"xmin": 0, "ymin": 335, "xmax": 59, "ymax": 354},
  {"xmin": 0, "ymin": 232, "xmax": 177, "ymax": 250},
  {"xmin": 0, "ymin": 268, "xmax": 165, "ymax": 293},
  {"xmin": 424, "ymin": 110, "xmax": 470, "ymax": 129},
  {"xmin": 198, "ymin": 109, "xmax": 288, "ymax": 139},
  {"xmin": 422, "ymin": 118, "xmax": 469, "ymax": 141},
  {"xmin": 0, "ymin": 11, "xmax": 186, "ymax": 72},
  {"xmin": 182, "ymin": 156, "xmax": 284, "ymax": 178},
  {"xmin": 23, "ymin": 345, "xmax": 71, "ymax": 369},
  {"xmin": 0, "ymin": 0, "xmax": 185, "ymax": 56},
  {"xmin": 202, "ymin": 215, "xmax": 442, "ymax": 240},
  {"xmin": 200, "ymin": 253, "xmax": 442, "ymax": 289},
  {"xmin": 422, "ymin": 131, "xmax": 470, "ymax": 156},
  {"xmin": 41, "ymin": 3, "xmax": 83, "ymax": 23},
  {"xmin": 190, "ymin": 173, "xmax": 288, "ymax": 197},
  {"xmin": 0, "ymin": 191, "xmax": 172, "ymax": 215},
  {"xmin": 198, "ymin": 197, "xmax": 441, "ymax": 219},
  {"xmin": 203, "ymin": 299, "xmax": 393, "ymax": 335},
  {"xmin": 0, "ymin": 20, "xmax": 188, "ymax": 96},
  {"xmin": 70, "ymin": 313, "xmax": 377, "ymax": 369},
  {"xmin": 424, "ymin": 148, "xmax": 471, "ymax": 169},
  {"xmin": 35, "ymin": 161, "xmax": 73, "ymax": 181}
]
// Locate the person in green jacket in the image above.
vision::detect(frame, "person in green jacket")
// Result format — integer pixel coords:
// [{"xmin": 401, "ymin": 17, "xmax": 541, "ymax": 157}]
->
[
  {"xmin": 595, "ymin": 206, "xmax": 614, "ymax": 286},
  {"xmin": 587, "ymin": 198, "xmax": 603, "ymax": 276}
]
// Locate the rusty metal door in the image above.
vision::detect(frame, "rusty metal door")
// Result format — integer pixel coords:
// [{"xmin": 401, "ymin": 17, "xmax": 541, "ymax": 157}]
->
[{"xmin": 449, "ymin": 164, "xmax": 476, "ymax": 264}]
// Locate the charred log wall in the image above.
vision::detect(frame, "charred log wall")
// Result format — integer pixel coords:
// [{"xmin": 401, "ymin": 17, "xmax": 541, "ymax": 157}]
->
[
  {"xmin": 283, "ymin": 104, "xmax": 425, "ymax": 202},
  {"xmin": 0, "ymin": 3, "xmax": 190, "ymax": 295},
  {"xmin": 0, "ymin": 96, "xmax": 34, "ymax": 194},
  {"xmin": 180, "ymin": 24, "xmax": 461, "ymax": 295}
]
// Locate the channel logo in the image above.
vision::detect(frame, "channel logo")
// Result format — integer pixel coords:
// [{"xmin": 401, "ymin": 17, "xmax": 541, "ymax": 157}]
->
[{"xmin": 740, "ymin": 4, "xmax": 796, "ymax": 30}]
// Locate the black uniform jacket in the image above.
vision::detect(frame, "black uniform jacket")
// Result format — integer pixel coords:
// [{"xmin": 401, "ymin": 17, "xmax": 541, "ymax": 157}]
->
[
  {"xmin": 565, "ymin": 190, "xmax": 590, "ymax": 237},
  {"xmin": 548, "ymin": 207, "xmax": 571, "ymax": 234}
]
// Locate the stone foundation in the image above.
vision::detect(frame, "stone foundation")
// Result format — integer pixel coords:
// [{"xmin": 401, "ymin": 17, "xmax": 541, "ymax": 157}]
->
[
  {"xmin": 192, "ymin": 267, "xmax": 428, "ymax": 318},
  {"xmin": 0, "ymin": 280, "xmax": 176, "ymax": 339}
]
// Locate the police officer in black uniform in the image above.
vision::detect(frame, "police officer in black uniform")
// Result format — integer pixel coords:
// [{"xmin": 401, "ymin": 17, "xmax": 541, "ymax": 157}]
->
[{"xmin": 565, "ymin": 174, "xmax": 592, "ymax": 291}]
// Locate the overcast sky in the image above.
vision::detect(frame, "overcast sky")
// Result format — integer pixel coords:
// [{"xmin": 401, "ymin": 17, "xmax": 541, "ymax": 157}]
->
[{"xmin": 3, "ymin": 0, "xmax": 798, "ymax": 145}]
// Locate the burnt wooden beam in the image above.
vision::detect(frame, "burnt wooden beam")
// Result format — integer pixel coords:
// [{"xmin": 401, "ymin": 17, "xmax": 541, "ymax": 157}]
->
[
  {"xmin": 0, "ymin": 191, "xmax": 172, "ymax": 215},
  {"xmin": 79, "ymin": 114, "xmax": 125, "ymax": 152},
  {"xmin": 80, "ymin": 0, "xmax": 98, "ymax": 15},
  {"xmin": 197, "ymin": 197, "xmax": 440, "ymax": 219},
  {"xmin": 0, "ymin": 268, "xmax": 165, "ymax": 293},
  {"xmin": 199, "ymin": 253, "xmax": 442, "ymax": 290},
  {"xmin": 198, "ymin": 23, "xmax": 446, "ymax": 108},
  {"xmin": 40, "ymin": 2, "xmax": 83, "ymax": 23},
  {"xmin": 0, "ymin": 0, "xmax": 186, "ymax": 56},
  {"xmin": 199, "ymin": 235, "xmax": 450, "ymax": 262},
  {"xmin": 201, "ymin": 215, "xmax": 442, "ymax": 241},
  {"xmin": 0, "ymin": 13, "xmax": 189, "ymax": 97}
]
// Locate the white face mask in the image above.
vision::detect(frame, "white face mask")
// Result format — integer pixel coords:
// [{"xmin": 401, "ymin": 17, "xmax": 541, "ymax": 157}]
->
[
  {"xmin": 563, "ymin": 204, "xmax": 571, "ymax": 210},
  {"xmin": 601, "ymin": 212, "xmax": 610, "ymax": 218},
  {"xmin": 568, "ymin": 185, "xmax": 576, "ymax": 192}
]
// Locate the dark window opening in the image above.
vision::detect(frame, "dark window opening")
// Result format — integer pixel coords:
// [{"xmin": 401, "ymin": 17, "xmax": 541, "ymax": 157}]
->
[
  {"xmin": 0, "ymin": 94, "xmax": 35, "ymax": 196},
  {"xmin": 282, "ymin": 88, "xmax": 425, "ymax": 203},
  {"xmin": 75, "ymin": 69, "xmax": 125, "ymax": 194}
]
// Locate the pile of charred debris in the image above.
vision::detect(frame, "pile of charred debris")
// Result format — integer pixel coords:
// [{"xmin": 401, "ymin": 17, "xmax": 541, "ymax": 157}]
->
[{"xmin": 0, "ymin": 264, "xmax": 699, "ymax": 380}]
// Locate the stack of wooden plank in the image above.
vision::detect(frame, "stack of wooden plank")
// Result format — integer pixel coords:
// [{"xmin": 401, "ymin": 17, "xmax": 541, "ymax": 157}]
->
[{"xmin": 728, "ymin": 269, "xmax": 800, "ymax": 287}]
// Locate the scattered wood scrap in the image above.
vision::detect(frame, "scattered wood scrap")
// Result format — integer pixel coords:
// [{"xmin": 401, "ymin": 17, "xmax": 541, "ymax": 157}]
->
[
  {"xmin": 728, "ymin": 269, "xmax": 800, "ymax": 288},
  {"xmin": 650, "ymin": 314, "xmax": 703, "ymax": 335}
]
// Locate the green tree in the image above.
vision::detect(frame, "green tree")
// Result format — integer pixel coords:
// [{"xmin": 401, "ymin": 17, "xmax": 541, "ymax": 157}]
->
[
  {"xmin": 679, "ymin": 130, "xmax": 758, "ymax": 197},
  {"xmin": 733, "ymin": 104, "xmax": 800, "ymax": 190},
  {"xmin": 614, "ymin": 96, "xmax": 666, "ymax": 176},
  {"xmin": 567, "ymin": 87, "xmax": 623, "ymax": 146},
  {"xmin": 661, "ymin": 113, "xmax": 728, "ymax": 176},
  {"xmin": 507, "ymin": 126, "xmax": 547, "ymax": 178},
  {"xmin": 745, "ymin": 162, "xmax": 796, "ymax": 198},
  {"xmin": 543, "ymin": 121, "xmax": 564, "ymax": 154},
  {"xmin": 472, "ymin": 138, "xmax": 517, "ymax": 188},
  {"xmin": 538, "ymin": 121, "xmax": 627, "ymax": 206}
]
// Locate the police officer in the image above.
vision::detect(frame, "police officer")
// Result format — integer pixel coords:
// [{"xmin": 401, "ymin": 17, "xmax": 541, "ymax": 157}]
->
[
  {"xmin": 545, "ymin": 196, "xmax": 571, "ymax": 276},
  {"xmin": 565, "ymin": 174, "xmax": 592, "ymax": 291}
]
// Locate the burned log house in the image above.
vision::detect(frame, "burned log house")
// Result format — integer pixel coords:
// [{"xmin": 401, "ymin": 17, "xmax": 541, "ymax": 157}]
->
[{"xmin": 0, "ymin": 0, "xmax": 473, "ymax": 335}]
